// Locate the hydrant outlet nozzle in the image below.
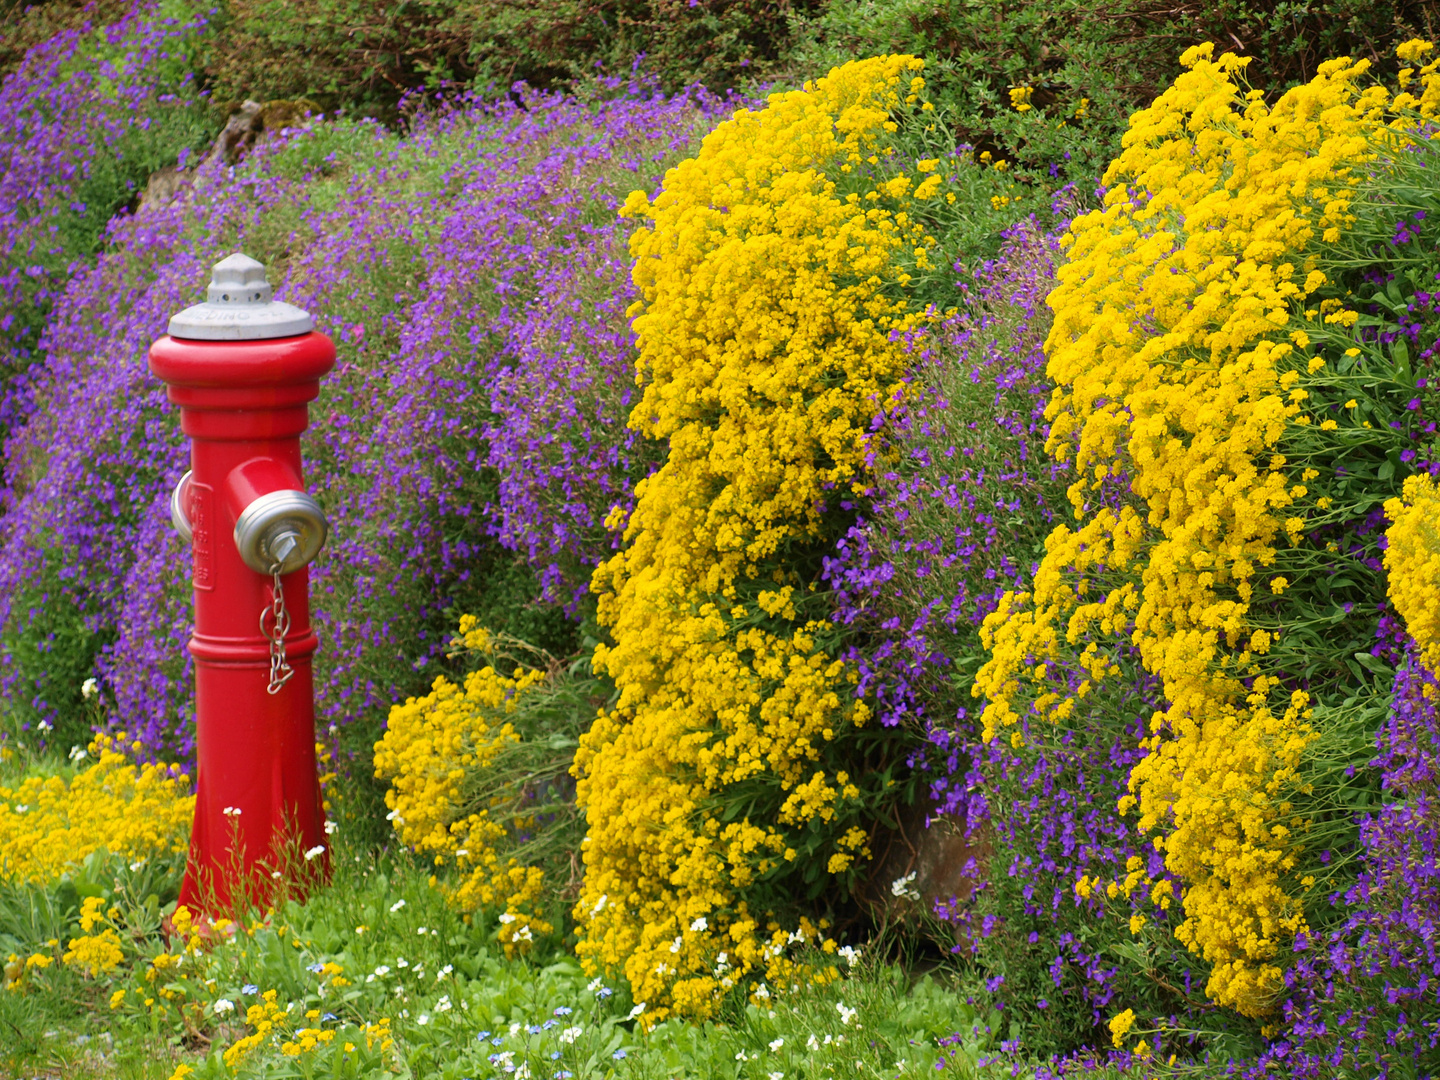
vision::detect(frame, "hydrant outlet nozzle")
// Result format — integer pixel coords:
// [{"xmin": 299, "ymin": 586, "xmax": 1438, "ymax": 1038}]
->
[
  {"xmin": 170, "ymin": 470, "xmax": 194, "ymax": 543},
  {"xmin": 233, "ymin": 489, "xmax": 328, "ymax": 576}
]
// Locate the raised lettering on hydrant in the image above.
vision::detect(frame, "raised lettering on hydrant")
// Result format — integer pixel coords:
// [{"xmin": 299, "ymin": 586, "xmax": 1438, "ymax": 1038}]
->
[{"xmin": 149, "ymin": 254, "xmax": 334, "ymax": 913}]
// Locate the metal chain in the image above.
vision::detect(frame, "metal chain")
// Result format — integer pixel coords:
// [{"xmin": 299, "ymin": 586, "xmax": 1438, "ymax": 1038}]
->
[{"xmin": 261, "ymin": 562, "xmax": 294, "ymax": 695}]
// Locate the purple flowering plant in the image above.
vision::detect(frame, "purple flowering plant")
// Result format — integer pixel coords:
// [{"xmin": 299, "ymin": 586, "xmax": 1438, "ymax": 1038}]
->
[
  {"xmin": 0, "ymin": 21, "xmax": 734, "ymax": 787},
  {"xmin": 0, "ymin": 4, "xmax": 212, "ymax": 408},
  {"xmin": 871, "ymin": 119, "xmax": 1440, "ymax": 1071}
]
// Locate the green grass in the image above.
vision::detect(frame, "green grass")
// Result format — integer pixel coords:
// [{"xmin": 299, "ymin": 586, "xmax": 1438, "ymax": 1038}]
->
[{"xmin": 0, "ymin": 744, "xmax": 1053, "ymax": 1080}]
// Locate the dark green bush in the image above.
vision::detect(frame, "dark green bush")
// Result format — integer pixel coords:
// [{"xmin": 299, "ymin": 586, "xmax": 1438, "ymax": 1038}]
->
[
  {"xmin": 200, "ymin": 0, "xmax": 817, "ymax": 118},
  {"xmin": 788, "ymin": 0, "xmax": 1440, "ymax": 179}
]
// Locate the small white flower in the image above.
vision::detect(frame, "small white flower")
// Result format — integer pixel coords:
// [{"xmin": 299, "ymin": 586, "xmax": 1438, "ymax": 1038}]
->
[
  {"xmin": 455, "ymin": 848, "xmax": 468, "ymax": 857},
  {"xmin": 271, "ymin": 870, "xmax": 282, "ymax": 879},
  {"xmin": 327, "ymin": 723, "xmax": 338, "ymax": 735},
  {"xmin": 587, "ymin": 976, "xmax": 604, "ymax": 992},
  {"xmin": 212, "ymin": 999, "xmax": 235, "ymax": 1014},
  {"xmin": 628, "ymin": 1002, "xmax": 646, "ymax": 1020},
  {"xmin": 372, "ymin": 965, "xmax": 390, "ymax": 978},
  {"xmin": 669, "ymin": 935, "xmax": 683, "ymax": 954},
  {"xmin": 81, "ymin": 677, "xmax": 98, "ymax": 700},
  {"xmin": 435, "ymin": 995, "xmax": 452, "ymax": 1012},
  {"xmin": 787, "ymin": 928, "xmax": 805, "ymax": 945},
  {"xmin": 837, "ymin": 1002, "xmax": 857, "ymax": 1026},
  {"xmin": 415, "ymin": 1013, "xmax": 430, "ymax": 1026},
  {"xmin": 389, "ymin": 899, "xmax": 406, "ymax": 913},
  {"xmin": 304, "ymin": 845, "xmax": 325, "ymax": 861},
  {"xmin": 440, "ymin": 964, "xmax": 453, "ymax": 978},
  {"xmin": 689, "ymin": 916, "xmax": 708, "ymax": 932},
  {"xmin": 735, "ymin": 1051, "xmax": 749, "ymax": 1062},
  {"xmin": 417, "ymin": 926, "xmax": 427, "ymax": 935},
  {"xmin": 498, "ymin": 912, "xmax": 517, "ymax": 924},
  {"xmin": 508, "ymin": 1022, "xmax": 523, "ymax": 1036},
  {"xmin": 769, "ymin": 1037, "xmax": 785, "ymax": 1051},
  {"xmin": 890, "ymin": 871, "xmax": 920, "ymax": 901},
  {"xmin": 592, "ymin": 893, "xmax": 608, "ymax": 914},
  {"xmin": 559, "ymin": 1025, "xmax": 582, "ymax": 1044},
  {"xmin": 515, "ymin": 1064, "xmax": 531, "ymax": 1080},
  {"xmin": 837, "ymin": 945, "xmax": 860, "ymax": 968},
  {"xmin": 222, "ymin": 806, "xmax": 241, "ymax": 817},
  {"xmin": 396, "ymin": 958, "xmax": 408, "ymax": 968},
  {"xmin": 323, "ymin": 819, "xmax": 338, "ymax": 835},
  {"xmin": 385, "ymin": 809, "xmax": 399, "ymax": 821},
  {"xmin": 13, "ymin": 805, "xmax": 26, "ymax": 814},
  {"xmin": 129, "ymin": 858, "xmax": 146, "ymax": 871},
  {"xmin": 68, "ymin": 745, "xmax": 87, "ymax": 762},
  {"xmin": 753, "ymin": 983, "xmax": 770, "ymax": 1000},
  {"xmin": 515, "ymin": 926, "xmax": 533, "ymax": 942},
  {"xmin": 807, "ymin": 1034, "xmax": 819, "ymax": 1051},
  {"xmin": 37, "ymin": 719, "xmax": 52, "ymax": 733},
  {"xmin": 769, "ymin": 1073, "xmax": 784, "ymax": 1080}
]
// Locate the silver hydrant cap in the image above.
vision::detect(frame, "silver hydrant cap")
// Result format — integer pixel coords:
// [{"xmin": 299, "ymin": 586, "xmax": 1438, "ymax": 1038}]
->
[{"xmin": 167, "ymin": 253, "xmax": 314, "ymax": 341}]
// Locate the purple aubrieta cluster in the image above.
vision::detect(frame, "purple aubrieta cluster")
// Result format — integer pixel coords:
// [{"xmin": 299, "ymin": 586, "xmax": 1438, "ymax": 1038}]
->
[
  {"xmin": 836, "ymin": 210, "xmax": 1440, "ymax": 1067},
  {"xmin": 1247, "ymin": 647, "xmax": 1440, "ymax": 1079},
  {"xmin": 0, "ymin": 3, "xmax": 730, "ymax": 759},
  {"xmin": 0, "ymin": 5, "xmax": 207, "ymax": 414},
  {"xmin": 826, "ymin": 215, "xmax": 1194, "ymax": 1040},
  {"xmin": 825, "ymin": 216, "xmax": 1062, "ymax": 754}
]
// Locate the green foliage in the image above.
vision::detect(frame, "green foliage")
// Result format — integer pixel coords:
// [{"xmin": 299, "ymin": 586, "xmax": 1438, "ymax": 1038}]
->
[
  {"xmin": 0, "ymin": 807, "xmax": 1021, "ymax": 1079},
  {"xmin": 200, "ymin": 0, "xmax": 819, "ymax": 118},
  {"xmin": 1, "ymin": 538, "xmax": 115, "ymax": 751},
  {"xmin": 786, "ymin": 0, "xmax": 1440, "ymax": 179}
]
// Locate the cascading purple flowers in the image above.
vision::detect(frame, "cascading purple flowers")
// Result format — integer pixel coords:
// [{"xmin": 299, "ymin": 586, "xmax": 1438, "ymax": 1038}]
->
[
  {"xmin": 1248, "ymin": 647, "xmax": 1440, "ymax": 1079},
  {"xmin": 0, "ymin": 4, "xmax": 208, "ymax": 410},
  {"xmin": 0, "ymin": 67, "xmax": 731, "ymax": 759}
]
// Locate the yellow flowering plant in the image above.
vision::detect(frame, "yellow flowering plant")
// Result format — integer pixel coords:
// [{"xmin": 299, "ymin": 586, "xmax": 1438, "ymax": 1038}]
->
[
  {"xmin": 374, "ymin": 616, "xmax": 596, "ymax": 957},
  {"xmin": 570, "ymin": 55, "xmax": 1049, "ymax": 1024},
  {"xmin": 0, "ymin": 729, "xmax": 192, "ymax": 884},
  {"xmin": 975, "ymin": 40, "xmax": 1440, "ymax": 1026}
]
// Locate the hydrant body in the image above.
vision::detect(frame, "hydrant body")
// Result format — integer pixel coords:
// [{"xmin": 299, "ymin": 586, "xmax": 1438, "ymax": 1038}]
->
[{"xmin": 149, "ymin": 255, "xmax": 334, "ymax": 913}]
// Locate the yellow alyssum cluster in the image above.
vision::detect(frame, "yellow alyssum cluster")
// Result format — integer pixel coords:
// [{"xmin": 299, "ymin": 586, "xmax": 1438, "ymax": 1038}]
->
[
  {"xmin": 373, "ymin": 618, "xmax": 553, "ymax": 953},
  {"xmin": 0, "ymin": 730, "xmax": 192, "ymax": 883},
  {"xmin": 61, "ymin": 895, "xmax": 125, "ymax": 977},
  {"xmin": 222, "ymin": 989, "xmax": 289, "ymax": 1067},
  {"xmin": 577, "ymin": 55, "xmax": 939, "ymax": 1022},
  {"xmin": 1385, "ymin": 473, "xmax": 1440, "ymax": 672},
  {"xmin": 977, "ymin": 44, "xmax": 1440, "ymax": 1016}
]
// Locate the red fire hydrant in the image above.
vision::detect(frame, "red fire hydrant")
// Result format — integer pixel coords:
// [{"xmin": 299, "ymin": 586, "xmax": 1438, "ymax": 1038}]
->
[{"xmin": 150, "ymin": 253, "xmax": 334, "ymax": 914}]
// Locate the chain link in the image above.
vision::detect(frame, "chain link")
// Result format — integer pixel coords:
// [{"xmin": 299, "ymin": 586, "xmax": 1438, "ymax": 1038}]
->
[{"xmin": 261, "ymin": 562, "xmax": 294, "ymax": 695}]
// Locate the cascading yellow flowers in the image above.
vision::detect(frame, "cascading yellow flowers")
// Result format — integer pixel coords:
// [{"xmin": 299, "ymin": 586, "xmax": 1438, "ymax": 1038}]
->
[
  {"xmin": 373, "ymin": 618, "xmax": 553, "ymax": 954},
  {"xmin": 574, "ymin": 55, "xmax": 942, "ymax": 1022},
  {"xmin": 1385, "ymin": 473, "xmax": 1440, "ymax": 672},
  {"xmin": 0, "ymin": 730, "xmax": 192, "ymax": 883},
  {"xmin": 976, "ymin": 43, "xmax": 1440, "ymax": 1017}
]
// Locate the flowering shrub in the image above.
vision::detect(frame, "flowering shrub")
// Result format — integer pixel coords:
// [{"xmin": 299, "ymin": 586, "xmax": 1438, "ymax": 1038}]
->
[
  {"xmin": 571, "ymin": 55, "xmax": 969, "ymax": 1023},
  {"xmin": 0, "ymin": 730, "xmax": 192, "ymax": 883},
  {"xmin": 1385, "ymin": 472, "xmax": 1440, "ymax": 671},
  {"xmin": 374, "ymin": 616, "xmax": 592, "ymax": 955},
  {"xmin": 970, "ymin": 42, "xmax": 1440, "ymax": 1019},
  {"xmin": 0, "ymin": 70, "xmax": 726, "ymax": 768},
  {"xmin": 0, "ymin": 4, "xmax": 210, "ymax": 398}
]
